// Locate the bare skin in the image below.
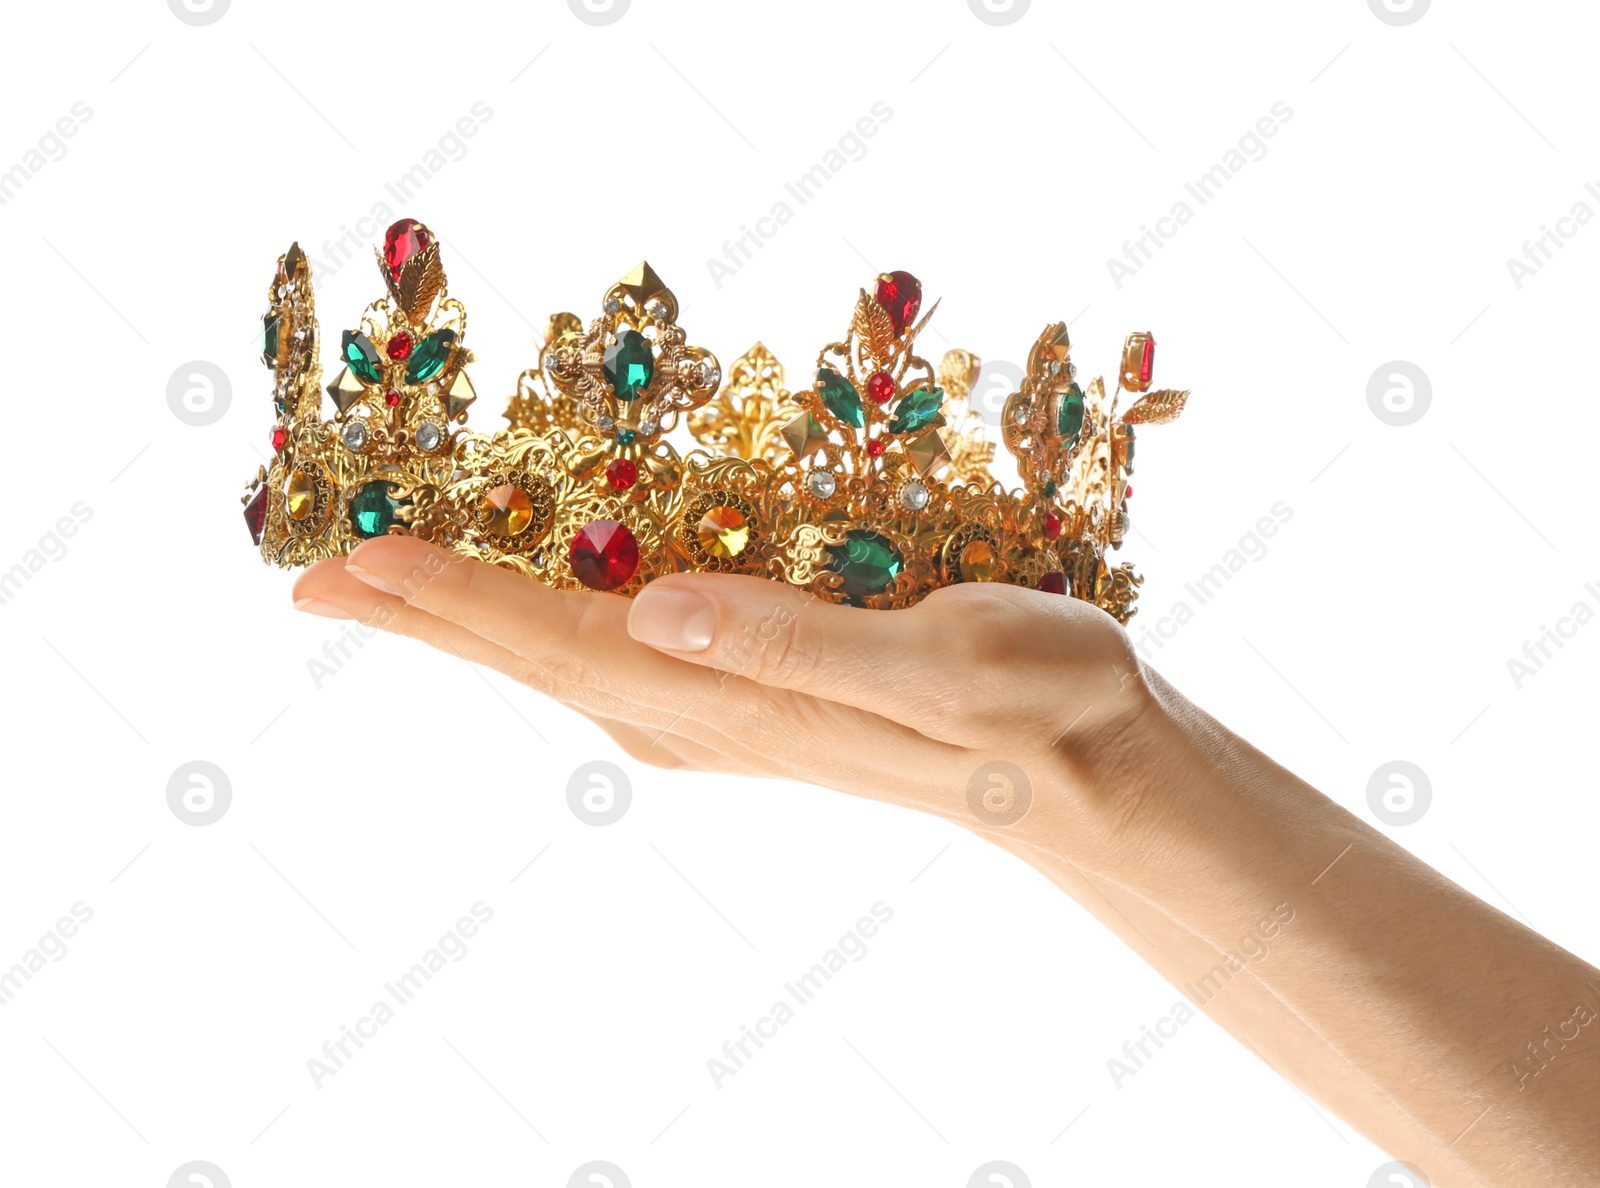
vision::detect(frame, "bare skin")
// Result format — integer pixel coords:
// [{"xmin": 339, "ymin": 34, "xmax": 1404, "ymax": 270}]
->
[{"xmin": 294, "ymin": 535, "xmax": 1600, "ymax": 1187}]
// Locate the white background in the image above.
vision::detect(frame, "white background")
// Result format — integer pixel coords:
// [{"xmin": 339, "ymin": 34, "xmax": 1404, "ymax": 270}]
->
[{"xmin": 2, "ymin": 0, "xmax": 1596, "ymax": 1185}]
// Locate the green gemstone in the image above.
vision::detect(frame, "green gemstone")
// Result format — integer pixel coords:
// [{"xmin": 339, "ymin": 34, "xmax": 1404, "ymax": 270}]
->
[
  {"xmin": 1057, "ymin": 382, "xmax": 1085, "ymax": 445},
  {"xmin": 349, "ymin": 481, "xmax": 406, "ymax": 539},
  {"xmin": 1043, "ymin": 481, "xmax": 1058, "ymax": 498},
  {"xmin": 261, "ymin": 312, "xmax": 281, "ymax": 368},
  {"xmin": 887, "ymin": 385, "xmax": 943, "ymax": 435},
  {"xmin": 817, "ymin": 367, "xmax": 864, "ymax": 429},
  {"xmin": 615, "ymin": 428, "xmax": 636, "ymax": 445},
  {"xmin": 406, "ymin": 329, "xmax": 457, "ymax": 383},
  {"xmin": 342, "ymin": 330, "xmax": 383, "ymax": 385},
  {"xmin": 826, "ymin": 529, "xmax": 904, "ymax": 606},
  {"xmin": 1124, "ymin": 426, "xmax": 1137, "ymax": 473},
  {"xmin": 603, "ymin": 330, "xmax": 655, "ymax": 401}
]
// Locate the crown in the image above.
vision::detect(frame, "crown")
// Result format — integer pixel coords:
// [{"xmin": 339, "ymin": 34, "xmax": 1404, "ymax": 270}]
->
[{"xmin": 241, "ymin": 219, "xmax": 1190, "ymax": 623}]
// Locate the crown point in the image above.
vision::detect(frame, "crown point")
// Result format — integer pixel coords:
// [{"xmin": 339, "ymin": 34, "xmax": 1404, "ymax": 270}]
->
[
  {"xmin": 327, "ymin": 366, "xmax": 366, "ymax": 414},
  {"xmin": 279, "ymin": 242, "xmax": 308, "ymax": 285},
  {"xmin": 873, "ymin": 271, "xmax": 922, "ymax": 336},
  {"xmin": 619, "ymin": 261, "xmax": 668, "ymax": 307},
  {"xmin": 383, "ymin": 218, "xmax": 432, "ymax": 283}
]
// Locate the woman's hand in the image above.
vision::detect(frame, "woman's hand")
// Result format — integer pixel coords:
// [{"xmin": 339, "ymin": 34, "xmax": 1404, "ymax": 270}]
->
[
  {"xmin": 292, "ymin": 535, "xmax": 1169, "ymax": 870},
  {"xmin": 293, "ymin": 536, "xmax": 1600, "ymax": 1187}
]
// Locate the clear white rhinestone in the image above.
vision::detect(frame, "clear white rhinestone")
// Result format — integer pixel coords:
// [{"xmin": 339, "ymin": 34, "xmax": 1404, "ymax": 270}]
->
[
  {"xmin": 645, "ymin": 299, "xmax": 669, "ymax": 319},
  {"xmin": 415, "ymin": 421, "xmax": 443, "ymax": 453},
  {"xmin": 427, "ymin": 382, "xmax": 439, "ymax": 396},
  {"xmin": 1049, "ymin": 361, "xmax": 1062, "ymax": 376},
  {"xmin": 901, "ymin": 480, "xmax": 930, "ymax": 511},
  {"xmin": 638, "ymin": 419, "xmax": 659, "ymax": 436},
  {"xmin": 598, "ymin": 415, "xmax": 616, "ymax": 432},
  {"xmin": 1010, "ymin": 405, "xmax": 1029, "ymax": 426},
  {"xmin": 603, "ymin": 297, "xmax": 622, "ymax": 315},
  {"xmin": 544, "ymin": 353, "xmax": 560, "ymax": 372},
  {"xmin": 341, "ymin": 421, "xmax": 368, "ymax": 452},
  {"xmin": 809, "ymin": 469, "xmax": 837, "ymax": 499},
  {"xmin": 701, "ymin": 360, "xmax": 721, "ymax": 387}
]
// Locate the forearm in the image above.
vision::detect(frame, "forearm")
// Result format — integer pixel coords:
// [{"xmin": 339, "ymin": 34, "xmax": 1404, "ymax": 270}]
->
[{"xmin": 1007, "ymin": 672, "xmax": 1600, "ymax": 1186}]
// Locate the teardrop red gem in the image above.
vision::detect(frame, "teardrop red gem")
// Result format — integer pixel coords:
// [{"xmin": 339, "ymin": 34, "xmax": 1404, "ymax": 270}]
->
[
  {"xmin": 383, "ymin": 219, "xmax": 431, "ymax": 283},
  {"xmin": 874, "ymin": 271, "xmax": 922, "ymax": 335}
]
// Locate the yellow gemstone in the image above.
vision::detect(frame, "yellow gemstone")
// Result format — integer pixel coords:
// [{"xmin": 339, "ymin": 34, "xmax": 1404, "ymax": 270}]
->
[
  {"xmin": 285, "ymin": 469, "xmax": 316, "ymax": 521},
  {"xmin": 959, "ymin": 539, "xmax": 996, "ymax": 583},
  {"xmin": 483, "ymin": 484, "xmax": 533, "ymax": 536},
  {"xmin": 697, "ymin": 506, "xmax": 749, "ymax": 559}
]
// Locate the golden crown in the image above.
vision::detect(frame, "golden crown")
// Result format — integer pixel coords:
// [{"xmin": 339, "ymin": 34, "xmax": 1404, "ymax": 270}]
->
[{"xmin": 241, "ymin": 219, "xmax": 1190, "ymax": 621}]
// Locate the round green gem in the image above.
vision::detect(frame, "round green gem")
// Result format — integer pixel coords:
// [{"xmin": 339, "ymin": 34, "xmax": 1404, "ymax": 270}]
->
[
  {"xmin": 615, "ymin": 428, "xmax": 636, "ymax": 445},
  {"xmin": 826, "ymin": 529, "xmax": 904, "ymax": 606},
  {"xmin": 1043, "ymin": 481, "xmax": 1058, "ymax": 498},
  {"xmin": 349, "ymin": 481, "xmax": 407, "ymax": 539}
]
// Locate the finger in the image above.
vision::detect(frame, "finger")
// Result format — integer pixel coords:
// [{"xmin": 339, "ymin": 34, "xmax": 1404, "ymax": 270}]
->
[
  {"xmin": 624, "ymin": 572, "xmax": 1131, "ymax": 740},
  {"xmin": 295, "ymin": 544, "xmax": 971, "ymax": 805}
]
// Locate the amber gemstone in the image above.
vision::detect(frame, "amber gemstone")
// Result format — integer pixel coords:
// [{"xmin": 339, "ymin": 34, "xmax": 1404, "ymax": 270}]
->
[
  {"xmin": 571, "ymin": 519, "xmax": 639, "ymax": 591},
  {"xmin": 285, "ymin": 470, "xmax": 316, "ymax": 521},
  {"xmin": 483, "ymin": 484, "xmax": 533, "ymax": 536},
  {"xmin": 958, "ymin": 539, "xmax": 996, "ymax": 583},
  {"xmin": 697, "ymin": 506, "xmax": 749, "ymax": 559}
]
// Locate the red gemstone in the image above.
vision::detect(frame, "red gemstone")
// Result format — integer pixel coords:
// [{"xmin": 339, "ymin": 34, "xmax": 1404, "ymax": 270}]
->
[
  {"xmin": 865, "ymin": 439, "xmax": 885, "ymax": 458},
  {"xmin": 1139, "ymin": 337, "xmax": 1155, "ymax": 385},
  {"xmin": 1044, "ymin": 511, "xmax": 1062, "ymax": 541},
  {"xmin": 571, "ymin": 519, "xmax": 640, "ymax": 591},
  {"xmin": 605, "ymin": 458, "xmax": 639, "ymax": 491},
  {"xmin": 244, "ymin": 485, "xmax": 268, "ymax": 546},
  {"xmin": 385, "ymin": 389, "xmax": 401, "ymax": 407},
  {"xmin": 865, "ymin": 371, "xmax": 895, "ymax": 404},
  {"xmin": 386, "ymin": 332, "xmax": 413, "ymax": 360},
  {"xmin": 270, "ymin": 426, "xmax": 288, "ymax": 453},
  {"xmin": 874, "ymin": 271, "xmax": 922, "ymax": 336},
  {"xmin": 383, "ymin": 219, "xmax": 431, "ymax": 283},
  {"xmin": 1038, "ymin": 572, "xmax": 1070, "ymax": 596},
  {"xmin": 1125, "ymin": 485, "xmax": 1132, "ymax": 499}
]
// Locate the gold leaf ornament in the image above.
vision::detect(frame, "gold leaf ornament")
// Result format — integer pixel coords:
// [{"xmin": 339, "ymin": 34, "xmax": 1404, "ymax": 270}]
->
[{"xmin": 1121, "ymin": 388, "xmax": 1190, "ymax": 426}]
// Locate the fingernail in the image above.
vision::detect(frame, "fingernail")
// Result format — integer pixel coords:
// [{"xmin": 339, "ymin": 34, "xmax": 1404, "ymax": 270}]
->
[
  {"xmin": 294, "ymin": 598, "xmax": 354, "ymax": 619},
  {"xmin": 629, "ymin": 586, "xmax": 716, "ymax": 652},
  {"xmin": 345, "ymin": 563, "xmax": 402, "ymax": 598}
]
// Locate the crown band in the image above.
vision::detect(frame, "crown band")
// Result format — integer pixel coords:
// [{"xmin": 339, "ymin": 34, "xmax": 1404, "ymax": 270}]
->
[{"xmin": 241, "ymin": 219, "xmax": 1190, "ymax": 621}]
